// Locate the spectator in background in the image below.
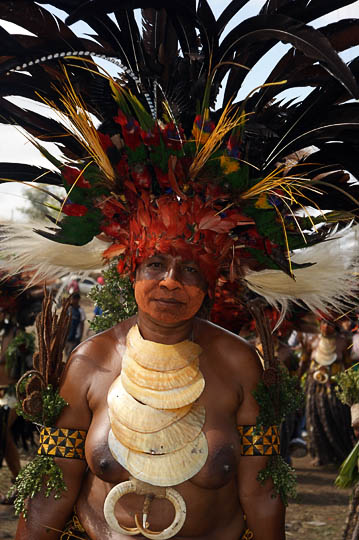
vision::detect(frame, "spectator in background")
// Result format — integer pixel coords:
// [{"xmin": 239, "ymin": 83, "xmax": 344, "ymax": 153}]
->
[
  {"xmin": 65, "ymin": 293, "xmax": 85, "ymax": 359},
  {"xmin": 67, "ymin": 277, "xmax": 80, "ymax": 296},
  {"xmin": 94, "ymin": 276, "xmax": 104, "ymax": 317}
]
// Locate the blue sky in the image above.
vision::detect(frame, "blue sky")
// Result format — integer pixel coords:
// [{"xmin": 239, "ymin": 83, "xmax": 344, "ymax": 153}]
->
[{"xmin": 0, "ymin": 1, "xmax": 358, "ymax": 220}]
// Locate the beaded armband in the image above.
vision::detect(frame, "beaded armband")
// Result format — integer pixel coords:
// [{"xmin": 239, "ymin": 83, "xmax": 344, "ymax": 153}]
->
[
  {"xmin": 38, "ymin": 427, "xmax": 87, "ymax": 460},
  {"xmin": 237, "ymin": 425, "xmax": 280, "ymax": 456}
]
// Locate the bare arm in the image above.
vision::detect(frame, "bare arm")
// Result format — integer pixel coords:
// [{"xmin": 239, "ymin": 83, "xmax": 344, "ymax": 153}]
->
[
  {"xmin": 236, "ymin": 347, "xmax": 285, "ymax": 540},
  {"xmin": 16, "ymin": 353, "xmax": 92, "ymax": 540}
]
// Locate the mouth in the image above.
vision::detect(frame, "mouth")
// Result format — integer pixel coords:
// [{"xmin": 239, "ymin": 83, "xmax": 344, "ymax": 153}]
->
[{"xmin": 152, "ymin": 298, "xmax": 185, "ymax": 305}]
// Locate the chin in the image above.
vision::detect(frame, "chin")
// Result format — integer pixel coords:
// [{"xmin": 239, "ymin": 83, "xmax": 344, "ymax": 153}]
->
[{"xmin": 144, "ymin": 306, "xmax": 194, "ymax": 325}]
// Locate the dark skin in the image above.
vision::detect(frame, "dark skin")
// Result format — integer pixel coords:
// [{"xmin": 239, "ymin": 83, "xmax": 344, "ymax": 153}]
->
[{"xmin": 16, "ymin": 254, "xmax": 285, "ymax": 540}]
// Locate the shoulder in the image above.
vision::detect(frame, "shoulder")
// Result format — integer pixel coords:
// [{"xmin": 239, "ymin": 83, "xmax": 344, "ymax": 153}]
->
[
  {"xmin": 197, "ymin": 319, "xmax": 263, "ymax": 383},
  {"xmin": 62, "ymin": 316, "xmax": 136, "ymax": 380}
]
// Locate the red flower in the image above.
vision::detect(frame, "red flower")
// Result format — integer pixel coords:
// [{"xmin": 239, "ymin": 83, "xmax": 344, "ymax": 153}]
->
[
  {"xmin": 265, "ymin": 238, "xmax": 276, "ymax": 255},
  {"xmin": 141, "ymin": 124, "xmax": 160, "ymax": 147},
  {"xmin": 131, "ymin": 165, "xmax": 152, "ymax": 189},
  {"xmin": 113, "ymin": 110, "xmax": 128, "ymax": 126},
  {"xmin": 227, "ymin": 135, "xmax": 242, "ymax": 159},
  {"xmin": 194, "ymin": 115, "xmax": 215, "ymax": 134},
  {"xmin": 101, "ymin": 222, "xmax": 123, "ymax": 239},
  {"xmin": 97, "ymin": 132, "xmax": 114, "ymax": 152},
  {"xmin": 116, "ymin": 157, "xmax": 130, "ymax": 180},
  {"xmin": 62, "ymin": 166, "xmax": 90, "ymax": 189},
  {"xmin": 154, "ymin": 166, "xmax": 170, "ymax": 188},
  {"xmin": 62, "ymin": 203, "xmax": 88, "ymax": 216},
  {"xmin": 116, "ymin": 259, "xmax": 126, "ymax": 274},
  {"xmin": 161, "ymin": 123, "xmax": 184, "ymax": 150},
  {"xmin": 113, "ymin": 110, "xmax": 142, "ymax": 150},
  {"xmin": 99, "ymin": 199, "xmax": 126, "ymax": 219}
]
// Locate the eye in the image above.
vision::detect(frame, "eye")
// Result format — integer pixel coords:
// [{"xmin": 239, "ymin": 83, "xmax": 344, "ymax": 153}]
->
[
  {"xmin": 148, "ymin": 261, "xmax": 162, "ymax": 269},
  {"xmin": 184, "ymin": 265, "xmax": 198, "ymax": 274}
]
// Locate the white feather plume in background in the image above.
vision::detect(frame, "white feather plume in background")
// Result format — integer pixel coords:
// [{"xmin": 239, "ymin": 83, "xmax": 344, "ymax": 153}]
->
[
  {"xmin": 245, "ymin": 224, "xmax": 359, "ymax": 316},
  {"xmin": 0, "ymin": 222, "xmax": 108, "ymax": 286}
]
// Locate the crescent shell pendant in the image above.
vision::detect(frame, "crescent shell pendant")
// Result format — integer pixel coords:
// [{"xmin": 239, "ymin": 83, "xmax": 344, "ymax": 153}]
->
[{"xmin": 104, "ymin": 480, "xmax": 186, "ymax": 539}]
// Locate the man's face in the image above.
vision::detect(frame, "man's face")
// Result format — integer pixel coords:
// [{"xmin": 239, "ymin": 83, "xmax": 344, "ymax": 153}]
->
[
  {"xmin": 134, "ymin": 254, "xmax": 207, "ymax": 325},
  {"xmin": 341, "ymin": 319, "xmax": 352, "ymax": 332},
  {"xmin": 320, "ymin": 320, "xmax": 336, "ymax": 337}
]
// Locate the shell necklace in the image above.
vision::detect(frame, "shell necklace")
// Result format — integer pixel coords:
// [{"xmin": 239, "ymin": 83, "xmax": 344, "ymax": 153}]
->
[
  {"xmin": 315, "ymin": 335, "xmax": 337, "ymax": 366},
  {"xmin": 104, "ymin": 324, "xmax": 207, "ymax": 539}
]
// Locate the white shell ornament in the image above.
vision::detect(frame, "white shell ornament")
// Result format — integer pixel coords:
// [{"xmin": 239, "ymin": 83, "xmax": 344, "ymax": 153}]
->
[
  {"xmin": 120, "ymin": 370, "xmax": 205, "ymax": 409},
  {"xmin": 108, "ymin": 377, "xmax": 192, "ymax": 433},
  {"xmin": 105, "ymin": 325, "xmax": 207, "ymax": 538},
  {"xmin": 109, "ymin": 401, "xmax": 205, "ymax": 454},
  {"xmin": 104, "ymin": 479, "xmax": 186, "ymax": 539},
  {"xmin": 108, "ymin": 430, "xmax": 208, "ymax": 487},
  {"xmin": 126, "ymin": 324, "xmax": 202, "ymax": 371}
]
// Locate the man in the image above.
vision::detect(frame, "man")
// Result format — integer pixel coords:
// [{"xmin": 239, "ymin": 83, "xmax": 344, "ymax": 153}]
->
[{"xmin": 65, "ymin": 294, "xmax": 86, "ymax": 359}]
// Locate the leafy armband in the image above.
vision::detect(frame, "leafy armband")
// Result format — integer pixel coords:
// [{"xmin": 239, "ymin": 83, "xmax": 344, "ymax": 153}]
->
[{"xmin": 252, "ymin": 365, "xmax": 304, "ymax": 505}]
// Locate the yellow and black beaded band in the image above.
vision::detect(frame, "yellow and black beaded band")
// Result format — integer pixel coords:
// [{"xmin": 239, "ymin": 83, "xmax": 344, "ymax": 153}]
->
[
  {"xmin": 38, "ymin": 426, "xmax": 87, "ymax": 460},
  {"xmin": 237, "ymin": 425, "xmax": 280, "ymax": 456}
]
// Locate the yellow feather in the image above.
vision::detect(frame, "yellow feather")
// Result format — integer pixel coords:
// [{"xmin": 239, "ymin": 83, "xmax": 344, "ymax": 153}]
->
[
  {"xmin": 189, "ymin": 103, "xmax": 247, "ymax": 180},
  {"xmin": 35, "ymin": 67, "xmax": 115, "ymax": 184}
]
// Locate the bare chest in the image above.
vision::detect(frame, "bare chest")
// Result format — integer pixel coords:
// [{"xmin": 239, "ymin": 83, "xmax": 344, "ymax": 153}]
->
[{"xmin": 85, "ymin": 361, "xmax": 241, "ymax": 491}]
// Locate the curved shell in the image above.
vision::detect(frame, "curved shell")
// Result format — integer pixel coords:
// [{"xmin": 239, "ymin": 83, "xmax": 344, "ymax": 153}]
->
[
  {"xmin": 104, "ymin": 480, "xmax": 140, "ymax": 536},
  {"xmin": 108, "ymin": 377, "xmax": 192, "ymax": 433},
  {"xmin": 122, "ymin": 352, "xmax": 199, "ymax": 390},
  {"xmin": 127, "ymin": 325, "xmax": 202, "ymax": 371},
  {"xmin": 134, "ymin": 488, "xmax": 187, "ymax": 539},
  {"xmin": 120, "ymin": 371, "xmax": 205, "ymax": 410},
  {"xmin": 108, "ymin": 430, "xmax": 208, "ymax": 486},
  {"xmin": 110, "ymin": 401, "xmax": 205, "ymax": 454},
  {"xmin": 104, "ymin": 480, "xmax": 186, "ymax": 540}
]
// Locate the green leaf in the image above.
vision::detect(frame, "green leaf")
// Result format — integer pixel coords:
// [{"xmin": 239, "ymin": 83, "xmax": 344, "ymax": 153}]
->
[
  {"xmin": 257, "ymin": 455, "xmax": 297, "ymax": 506},
  {"xmin": 334, "ymin": 369, "xmax": 359, "ymax": 407},
  {"xmin": 11, "ymin": 456, "xmax": 67, "ymax": 518},
  {"xmin": 88, "ymin": 261, "xmax": 137, "ymax": 333},
  {"xmin": 5, "ymin": 331, "xmax": 35, "ymax": 378},
  {"xmin": 335, "ymin": 441, "xmax": 359, "ymax": 489},
  {"xmin": 253, "ymin": 365, "xmax": 305, "ymax": 430}
]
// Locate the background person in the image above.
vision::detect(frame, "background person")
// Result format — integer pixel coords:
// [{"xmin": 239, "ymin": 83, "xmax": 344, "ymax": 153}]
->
[{"xmin": 64, "ymin": 293, "xmax": 86, "ymax": 359}]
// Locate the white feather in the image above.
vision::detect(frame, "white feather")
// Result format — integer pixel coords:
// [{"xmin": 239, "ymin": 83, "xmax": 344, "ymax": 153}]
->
[
  {"xmin": 0, "ymin": 222, "xmax": 109, "ymax": 286},
  {"xmin": 244, "ymin": 224, "xmax": 359, "ymax": 317}
]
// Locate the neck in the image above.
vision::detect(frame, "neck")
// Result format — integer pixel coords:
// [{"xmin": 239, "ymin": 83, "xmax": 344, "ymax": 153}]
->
[{"xmin": 137, "ymin": 311, "xmax": 195, "ymax": 345}]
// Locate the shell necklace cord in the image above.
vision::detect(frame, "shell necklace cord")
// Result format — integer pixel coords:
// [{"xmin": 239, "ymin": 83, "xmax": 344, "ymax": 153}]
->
[{"xmin": 104, "ymin": 324, "xmax": 207, "ymax": 539}]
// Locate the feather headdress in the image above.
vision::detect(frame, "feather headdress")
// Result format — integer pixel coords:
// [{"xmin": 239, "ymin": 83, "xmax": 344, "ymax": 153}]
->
[{"xmin": 0, "ymin": 1, "xmax": 359, "ymax": 315}]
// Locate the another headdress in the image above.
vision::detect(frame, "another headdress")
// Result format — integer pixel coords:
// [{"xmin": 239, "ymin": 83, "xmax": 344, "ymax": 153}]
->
[{"xmin": 0, "ymin": 1, "xmax": 359, "ymax": 317}]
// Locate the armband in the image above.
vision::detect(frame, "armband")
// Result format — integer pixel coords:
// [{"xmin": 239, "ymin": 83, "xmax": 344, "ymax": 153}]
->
[
  {"xmin": 38, "ymin": 426, "xmax": 87, "ymax": 460},
  {"xmin": 237, "ymin": 425, "xmax": 280, "ymax": 456}
]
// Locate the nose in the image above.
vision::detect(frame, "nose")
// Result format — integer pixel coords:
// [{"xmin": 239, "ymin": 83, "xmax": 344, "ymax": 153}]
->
[{"xmin": 159, "ymin": 265, "xmax": 182, "ymax": 290}]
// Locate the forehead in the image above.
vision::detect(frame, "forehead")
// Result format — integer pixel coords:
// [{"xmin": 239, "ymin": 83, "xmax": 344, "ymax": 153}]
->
[{"xmin": 141, "ymin": 253, "xmax": 199, "ymax": 266}]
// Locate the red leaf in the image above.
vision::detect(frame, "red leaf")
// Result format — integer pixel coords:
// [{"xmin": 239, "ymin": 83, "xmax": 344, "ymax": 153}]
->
[{"xmin": 103, "ymin": 243, "xmax": 127, "ymax": 259}]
